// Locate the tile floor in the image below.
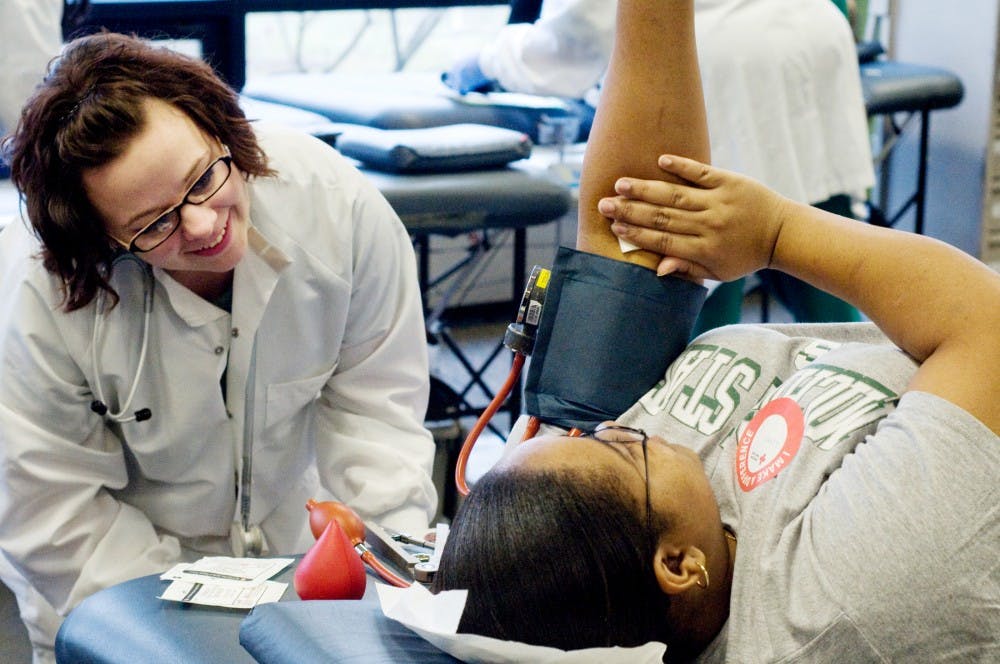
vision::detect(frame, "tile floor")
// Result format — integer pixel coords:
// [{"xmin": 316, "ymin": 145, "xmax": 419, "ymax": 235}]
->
[{"xmin": 0, "ymin": 583, "xmax": 29, "ymax": 662}]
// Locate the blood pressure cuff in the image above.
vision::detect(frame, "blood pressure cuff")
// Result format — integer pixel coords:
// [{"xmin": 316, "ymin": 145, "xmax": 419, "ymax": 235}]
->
[{"xmin": 524, "ymin": 246, "xmax": 707, "ymax": 430}]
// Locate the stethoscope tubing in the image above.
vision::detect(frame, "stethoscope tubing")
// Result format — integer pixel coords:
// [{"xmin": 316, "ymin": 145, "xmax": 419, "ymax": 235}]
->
[{"xmin": 90, "ymin": 254, "xmax": 154, "ymax": 424}]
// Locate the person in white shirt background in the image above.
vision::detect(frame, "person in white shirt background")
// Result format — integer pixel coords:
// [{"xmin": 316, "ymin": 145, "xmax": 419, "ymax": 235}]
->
[
  {"xmin": 0, "ymin": 0, "xmax": 65, "ymax": 135},
  {"xmin": 444, "ymin": 0, "xmax": 876, "ymax": 334}
]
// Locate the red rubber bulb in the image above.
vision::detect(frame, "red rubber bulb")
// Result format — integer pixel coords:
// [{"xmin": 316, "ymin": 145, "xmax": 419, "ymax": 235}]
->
[
  {"xmin": 293, "ymin": 519, "xmax": 367, "ymax": 600},
  {"xmin": 305, "ymin": 499, "xmax": 366, "ymax": 543}
]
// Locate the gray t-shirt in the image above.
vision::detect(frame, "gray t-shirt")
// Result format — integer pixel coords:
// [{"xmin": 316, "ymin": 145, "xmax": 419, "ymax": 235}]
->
[{"xmin": 617, "ymin": 324, "xmax": 999, "ymax": 662}]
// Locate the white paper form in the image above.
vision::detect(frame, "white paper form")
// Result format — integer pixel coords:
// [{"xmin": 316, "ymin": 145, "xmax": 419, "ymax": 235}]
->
[{"xmin": 158, "ymin": 557, "xmax": 294, "ymax": 609}]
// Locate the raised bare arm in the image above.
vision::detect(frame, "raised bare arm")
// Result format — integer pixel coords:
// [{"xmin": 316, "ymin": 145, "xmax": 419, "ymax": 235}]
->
[{"xmin": 576, "ymin": 0, "xmax": 709, "ymax": 269}]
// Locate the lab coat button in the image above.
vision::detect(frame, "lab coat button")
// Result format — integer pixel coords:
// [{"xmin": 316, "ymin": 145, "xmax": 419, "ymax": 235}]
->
[
  {"xmin": 214, "ymin": 346, "xmax": 225, "ymax": 355},
  {"xmin": 232, "ymin": 328, "xmax": 239, "ymax": 337}
]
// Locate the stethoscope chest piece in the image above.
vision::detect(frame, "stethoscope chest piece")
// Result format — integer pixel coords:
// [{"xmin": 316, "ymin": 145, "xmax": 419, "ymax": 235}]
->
[{"xmin": 230, "ymin": 522, "xmax": 266, "ymax": 557}]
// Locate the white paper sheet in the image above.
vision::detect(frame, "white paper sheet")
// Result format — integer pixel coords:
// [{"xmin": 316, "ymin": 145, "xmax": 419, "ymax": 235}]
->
[
  {"xmin": 158, "ymin": 556, "xmax": 294, "ymax": 610},
  {"xmin": 160, "ymin": 557, "xmax": 294, "ymax": 585},
  {"xmin": 158, "ymin": 579, "xmax": 287, "ymax": 609}
]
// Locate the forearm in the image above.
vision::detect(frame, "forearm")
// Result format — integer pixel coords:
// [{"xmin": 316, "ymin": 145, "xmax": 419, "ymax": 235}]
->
[
  {"xmin": 0, "ymin": 408, "xmax": 181, "ymax": 613},
  {"xmin": 323, "ymin": 198, "xmax": 436, "ymax": 531},
  {"xmin": 316, "ymin": 285, "xmax": 436, "ymax": 531},
  {"xmin": 772, "ymin": 201, "xmax": 1000, "ymax": 363},
  {"xmin": 577, "ymin": 0, "xmax": 709, "ymax": 268},
  {"xmin": 606, "ymin": 154, "xmax": 1000, "ymax": 365},
  {"xmin": 317, "ymin": 307, "xmax": 436, "ymax": 532}
]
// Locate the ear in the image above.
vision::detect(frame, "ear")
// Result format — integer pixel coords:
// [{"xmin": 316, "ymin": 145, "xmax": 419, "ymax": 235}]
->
[{"xmin": 652, "ymin": 543, "xmax": 707, "ymax": 595}]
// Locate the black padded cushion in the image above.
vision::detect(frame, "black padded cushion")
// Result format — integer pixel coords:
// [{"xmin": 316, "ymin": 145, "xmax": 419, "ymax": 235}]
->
[
  {"xmin": 242, "ymin": 71, "xmax": 582, "ymax": 144},
  {"xmin": 359, "ymin": 166, "xmax": 571, "ymax": 235},
  {"xmin": 335, "ymin": 123, "xmax": 532, "ymax": 173},
  {"xmin": 860, "ymin": 60, "xmax": 964, "ymax": 115},
  {"xmin": 856, "ymin": 40, "xmax": 885, "ymax": 64}
]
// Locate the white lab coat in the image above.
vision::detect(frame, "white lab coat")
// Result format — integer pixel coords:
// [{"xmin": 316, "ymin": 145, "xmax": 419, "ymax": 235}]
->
[
  {"xmin": 0, "ymin": 0, "xmax": 63, "ymax": 131},
  {"xmin": 0, "ymin": 124, "xmax": 437, "ymax": 657},
  {"xmin": 478, "ymin": 0, "xmax": 875, "ymax": 204}
]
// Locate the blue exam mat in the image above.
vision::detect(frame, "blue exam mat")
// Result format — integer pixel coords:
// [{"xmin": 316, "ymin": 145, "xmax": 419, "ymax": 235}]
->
[{"xmin": 240, "ymin": 590, "xmax": 460, "ymax": 663}]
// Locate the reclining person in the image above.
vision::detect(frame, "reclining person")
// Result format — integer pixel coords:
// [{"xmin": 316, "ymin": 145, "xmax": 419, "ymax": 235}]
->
[{"xmin": 431, "ymin": 0, "xmax": 1000, "ymax": 661}]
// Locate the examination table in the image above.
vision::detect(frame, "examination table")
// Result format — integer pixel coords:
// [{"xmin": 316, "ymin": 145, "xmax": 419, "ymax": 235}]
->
[{"xmin": 54, "ymin": 561, "xmax": 459, "ymax": 663}]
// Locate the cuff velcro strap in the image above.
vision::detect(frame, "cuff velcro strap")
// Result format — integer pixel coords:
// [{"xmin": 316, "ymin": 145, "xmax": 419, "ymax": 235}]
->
[{"xmin": 523, "ymin": 247, "xmax": 706, "ymax": 430}]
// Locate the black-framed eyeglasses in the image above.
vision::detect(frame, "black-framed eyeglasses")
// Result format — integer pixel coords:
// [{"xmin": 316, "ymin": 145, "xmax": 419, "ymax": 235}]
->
[
  {"xmin": 578, "ymin": 425, "xmax": 653, "ymax": 548},
  {"xmin": 122, "ymin": 154, "xmax": 233, "ymax": 253}
]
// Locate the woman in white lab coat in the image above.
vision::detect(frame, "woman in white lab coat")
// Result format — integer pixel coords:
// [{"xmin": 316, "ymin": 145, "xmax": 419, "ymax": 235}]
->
[
  {"xmin": 446, "ymin": 0, "xmax": 875, "ymax": 329},
  {"xmin": 0, "ymin": 32, "xmax": 436, "ymax": 663}
]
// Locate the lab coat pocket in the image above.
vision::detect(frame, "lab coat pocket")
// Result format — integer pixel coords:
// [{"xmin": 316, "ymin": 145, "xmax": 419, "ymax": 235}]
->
[{"xmin": 263, "ymin": 366, "xmax": 336, "ymax": 439}]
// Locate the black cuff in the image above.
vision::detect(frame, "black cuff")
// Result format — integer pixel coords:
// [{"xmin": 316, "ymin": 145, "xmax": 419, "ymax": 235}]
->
[{"xmin": 523, "ymin": 247, "xmax": 706, "ymax": 430}]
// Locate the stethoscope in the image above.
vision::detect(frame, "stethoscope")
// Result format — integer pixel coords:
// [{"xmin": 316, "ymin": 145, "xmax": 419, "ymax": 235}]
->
[
  {"xmin": 90, "ymin": 254, "xmax": 154, "ymax": 423},
  {"xmin": 89, "ymin": 252, "xmax": 265, "ymax": 556}
]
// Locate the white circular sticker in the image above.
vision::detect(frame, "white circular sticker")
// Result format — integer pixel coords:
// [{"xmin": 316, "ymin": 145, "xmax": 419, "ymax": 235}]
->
[{"xmin": 736, "ymin": 397, "xmax": 804, "ymax": 492}]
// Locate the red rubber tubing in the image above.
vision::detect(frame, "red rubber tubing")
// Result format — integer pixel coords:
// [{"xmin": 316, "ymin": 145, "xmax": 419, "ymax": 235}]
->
[
  {"xmin": 361, "ymin": 550, "xmax": 411, "ymax": 588},
  {"xmin": 454, "ymin": 352, "xmax": 526, "ymax": 497}
]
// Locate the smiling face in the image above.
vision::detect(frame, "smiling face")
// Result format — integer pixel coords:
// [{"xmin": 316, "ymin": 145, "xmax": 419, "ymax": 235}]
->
[{"xmin": 82, "ymin": 98, "xmax": 251, "ymax": 297}]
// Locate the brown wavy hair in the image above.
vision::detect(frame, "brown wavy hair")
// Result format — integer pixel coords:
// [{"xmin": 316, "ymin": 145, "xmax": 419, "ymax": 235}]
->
[{"xmin": 1, "ymin": 31, "xmax": 274, "ymax": 311}]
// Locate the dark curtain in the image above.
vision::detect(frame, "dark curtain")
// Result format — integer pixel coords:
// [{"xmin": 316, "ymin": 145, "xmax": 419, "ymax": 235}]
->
[{"xmin": 506, "ymin": 0, "xmax": 542, "ymax": 24}]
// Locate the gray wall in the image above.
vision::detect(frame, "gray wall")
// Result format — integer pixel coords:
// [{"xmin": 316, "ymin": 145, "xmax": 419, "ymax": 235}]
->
[{"xmin": 883, "ymin": 0, "xmax": 998, "ymax": 257}]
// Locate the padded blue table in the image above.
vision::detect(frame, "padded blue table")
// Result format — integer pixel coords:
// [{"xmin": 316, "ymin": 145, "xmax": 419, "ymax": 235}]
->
[
  {"xmin": 55, "ymin": 561, "xmax": 459, "ymax": 663},
  {"xmin": 55, "ymin": 570, "xmax": 265, "ymax": 663}
]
